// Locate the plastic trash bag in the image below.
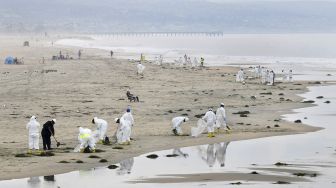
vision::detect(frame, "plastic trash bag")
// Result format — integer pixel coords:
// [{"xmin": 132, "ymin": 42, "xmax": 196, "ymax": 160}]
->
[{"xmin": 191, "ymin": 119, "xmax": 207, "ymax": 137}]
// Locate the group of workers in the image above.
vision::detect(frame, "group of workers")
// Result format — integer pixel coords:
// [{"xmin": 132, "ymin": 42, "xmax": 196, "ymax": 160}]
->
[
  {"xmin": 26, "ymin": 107, "xmax": 134, "ymax": 153},
  {"xmin": 26, "ymin": 117, "xmax": 56, "ymax": 153},
  {"xmin": 236, "ymin": 66, "xmax": 294, "ymax": 86},
  {"xmin": 174, "ymin": 55, "xmax": 204, "ymax": 67},
  {"xmin": 172, "ymin": 103, "xmax": 229, "ymax": 138}
]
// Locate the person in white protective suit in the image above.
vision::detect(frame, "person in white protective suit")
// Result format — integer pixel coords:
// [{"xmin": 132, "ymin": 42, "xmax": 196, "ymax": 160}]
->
[
  {"xmin": 26, "ymin": 116, "xmax": 40, "ymax": 153},
  {"xmin": 268, "ymin": 70, "xmax": 275, "ymax": 85},
  {"xmin": 281, "ymin": 69, "xmax": 287, "ymax": 81},
  {"xmin": 158, "ymin": 55, "xmax": 163, "ymax": 65},
  {"xmin": 171, "ymin": 116, "xmax": 189, "ymax": 136},
  {"xmin": 77, "ymin": 127, "xmax": 96, "ymax": 153},
  {"xmin": 288, "ymin": 69, "xmax": 293, "ymax": 82},
  {"xmin": 202, "ymin": 108, "xmax": 217, "ymax": 137},
  {"xmin": 122, "ymin": 107, "xmax": 134, "ymax": 136},
  {"xmin": 193, "ymin": 57, "xmax": 198, "ymax": 67},
  {"xmin": 254, "ymin": 66, "xmax": 259, "ymax": 78},
  {"xmin": 137, "ymin": 62, "xmax": 145, "ymax": 75},
  {"xmin": 122, "ymin": 107, "xmax": 134, "ymax": 126},
  {"xmin": 261, "ymin": 68, "xmax": 267, "ymax": 84},
  {"xmin": 270, "ymin": 70, "xmax": 275, "ymax": 86},
  {"xmin": 265, "ymin": 70, "xmax": 270, "ymax": 84},
  {"xmin": 117, "ymin": 158, "xmax": 134, "ymax": 175},
  {"xmin": 92, "ymin": 117, "xmax": 108, "ymax": 144},
  {"xmin": 215, "ymin": 142, "xmax": 230, "ymax": 167},
  {"xmin": 115, "ymin": 117, "xmax": 132, "ymax": 145},
  {"xmin": 215, "ymin": 103, "xmax": 230, "ymax": 131},
  {"xmin": 236, "ymin": 69, "xmax": 245, "ymax": 83},
  {"xmin": 257, "ymin": 65, "xmax": 262, "ymax": 78}
]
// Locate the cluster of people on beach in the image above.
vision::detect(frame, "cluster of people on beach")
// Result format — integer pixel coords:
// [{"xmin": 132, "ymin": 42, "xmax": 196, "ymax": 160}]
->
[
  {"xmin": 26, "ymin": 102, "xmax": 229, "ymax": 154},
  {"xmin": 26, "ymin": 107, "xmax": 134, "ymax": 154},
  {"xmin": 236, "ymin": 66, "xmax": 294, "ymax": 86},
  {"xmin": 173, "ymin": 54, "xmax": 204, "ymax": 67},
  {"xmin": 172, "ymin": 103, "xmax": 230, "ymax": 138}
]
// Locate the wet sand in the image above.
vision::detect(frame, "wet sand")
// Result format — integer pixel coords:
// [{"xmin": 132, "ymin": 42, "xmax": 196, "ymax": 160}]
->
[{"xmin": 0, "ymin": 35, "xmax": 322, "ymax": 180}]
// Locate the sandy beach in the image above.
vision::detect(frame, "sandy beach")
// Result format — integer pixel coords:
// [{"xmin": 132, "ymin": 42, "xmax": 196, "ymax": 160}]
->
[{"xmin": 0, "ymin": 35, "xmax": 322, "ymax": 180}]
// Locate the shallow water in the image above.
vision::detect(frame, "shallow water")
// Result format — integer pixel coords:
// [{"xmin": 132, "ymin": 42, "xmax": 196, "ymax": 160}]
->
[{"xmin": 1, "ymin": 85, "xmax": 335, "ymax": 187}]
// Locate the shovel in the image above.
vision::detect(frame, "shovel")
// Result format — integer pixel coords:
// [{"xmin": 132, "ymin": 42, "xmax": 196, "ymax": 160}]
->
[{"xmin": 49, "ymin": 127, "xmax": 61, "ymax": 147}]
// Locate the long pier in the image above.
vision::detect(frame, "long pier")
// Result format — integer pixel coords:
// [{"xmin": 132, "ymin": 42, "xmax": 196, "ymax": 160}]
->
[{"xmin": 92, "ymin": 32, "xmax": 224, "ymax": 38}]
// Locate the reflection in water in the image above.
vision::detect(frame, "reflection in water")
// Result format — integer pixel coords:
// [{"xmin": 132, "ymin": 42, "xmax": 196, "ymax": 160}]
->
[
  {"xmin": 215, "ymin": 142, "xmax": 230, "ymax": 167},
  {"xmin": 172, "ymin": 148, "xmax": 189, "ymax": 158},
  {"xmin": 198, "ymin": 142, "xmax": 230, "ymax": 167},
  {"xmin": 117, "ymin": 158, "xmax": 134, "ymax": 175},
  {"xmin": 27, "ymin": 177, "xmax": 40, "ymax": 188},
  {"xmin": 207, "ymin": 144, "xmax": 216, "ymax": 167}
]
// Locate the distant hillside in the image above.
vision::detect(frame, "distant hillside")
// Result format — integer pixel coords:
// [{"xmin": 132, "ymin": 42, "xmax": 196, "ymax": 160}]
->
[{"xmin": 1, "ymin": 0, "xmax": 336, "ymax": 33}]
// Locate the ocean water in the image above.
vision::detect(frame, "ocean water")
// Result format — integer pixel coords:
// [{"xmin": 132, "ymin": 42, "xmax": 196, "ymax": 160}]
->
[{"xmin": 56, "ymin": 34, "xmax": 336, "ymax": 81}]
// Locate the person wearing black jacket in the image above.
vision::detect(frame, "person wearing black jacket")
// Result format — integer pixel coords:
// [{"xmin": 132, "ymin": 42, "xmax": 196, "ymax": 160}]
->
[{"xmin": 41, "ymin": 119, "xmax": 56, "ymax": 150}]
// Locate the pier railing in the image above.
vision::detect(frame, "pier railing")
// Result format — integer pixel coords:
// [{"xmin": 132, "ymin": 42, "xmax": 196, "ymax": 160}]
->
[{"xmin": 91, "ymin": 32, "xmax": 224, "ymax": 38}]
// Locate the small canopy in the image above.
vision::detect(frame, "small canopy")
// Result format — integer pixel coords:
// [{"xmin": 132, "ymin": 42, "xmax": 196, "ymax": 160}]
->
[{"xmin": 4, "ymin": 56, "xmax": 14, "ymax": 64}]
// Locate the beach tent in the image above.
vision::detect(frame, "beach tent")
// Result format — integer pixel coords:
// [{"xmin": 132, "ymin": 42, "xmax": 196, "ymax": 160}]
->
[{"xmin": 4, "ymin": 56, "xmax": 14, "ymax": 64}]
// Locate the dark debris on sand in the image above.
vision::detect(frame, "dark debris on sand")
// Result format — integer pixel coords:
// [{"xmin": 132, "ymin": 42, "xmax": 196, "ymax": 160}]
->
[
  {"xmin": 107, "ymin": 164, "xmax": 119, "ymax": 169},
  {"xmin": 146, "ymin": 154, "xmax": 159, "ymax": 159}
]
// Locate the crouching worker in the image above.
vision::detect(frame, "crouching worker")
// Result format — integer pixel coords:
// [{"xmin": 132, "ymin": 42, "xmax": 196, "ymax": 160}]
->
[
  {"xmin": 75, "ymin": 127, "xmax": 95, "ymax": 153},
  {"xmin": 92, "ymin": 117, "xmax": 108, "ymax": 144},
  {"xmin": 41, "ymin": 119, "xmax": 56, "ymax": 150},
  {"xmin": 26, "ymin": 116, "xmax": 40, "ymax": 154},
  {"xmin": 115, "ymin": 117, "xmax": 131, "ymax": 145},
  {"xmin": 171, "ymin": 116, "xmax": 189, "ymax": 136}
]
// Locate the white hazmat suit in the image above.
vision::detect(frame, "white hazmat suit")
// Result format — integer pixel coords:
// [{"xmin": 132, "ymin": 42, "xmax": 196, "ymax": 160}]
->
[
  {"xmin": 116, "ymin": 118, "xmax": 132, "ymax": 144},
  {"xmin": 171, "ymin": 116, "xmax": 189, "ymax": 135},
  {"xmin": 288, "ymin": 70, "xmax": 293, "ymax": 82},
  {"xmin": 261, "ymin": 69, "xmax": 267, "ymax": 84},
  {"xmin": 122, "ymin": 111, "xmax": 134, "ymax": 126},
  {"xmin": 202, "ymin": 110, "xmax": 216, "ymax": 136},
  {"xmin": 236, "ymin": 69, "xmax": 244, "ymax": 82},
  {"xmin": 215, "ymin": 106, "xmax": 227, "ymax": 129},
  {"xmin": 77, "ymin": 127, "xmax": 95, "ymax": 152},
  {"xmin": 268, "ymin": 71, "xmax": 275, "ymax": 85},
  {"xmin": 122, "ymin": 111, "xmax": 134, "ymax": 137},
  {"xmin": 93, "ymin": 117, "xmax": 108, "ymax": 142},
  {"xmin": 26, "ymin": 116, "xmax": 40, "ymax": 150},
  {"xmin": 137, "ymin": 63, "xmax": 145, "ymax": 75}
]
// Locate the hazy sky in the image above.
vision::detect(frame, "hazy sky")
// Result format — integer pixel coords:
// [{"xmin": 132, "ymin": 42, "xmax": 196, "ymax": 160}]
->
[{"xmin": 1, "ymin": 0, "xmax": 336, "ymax": 33}]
